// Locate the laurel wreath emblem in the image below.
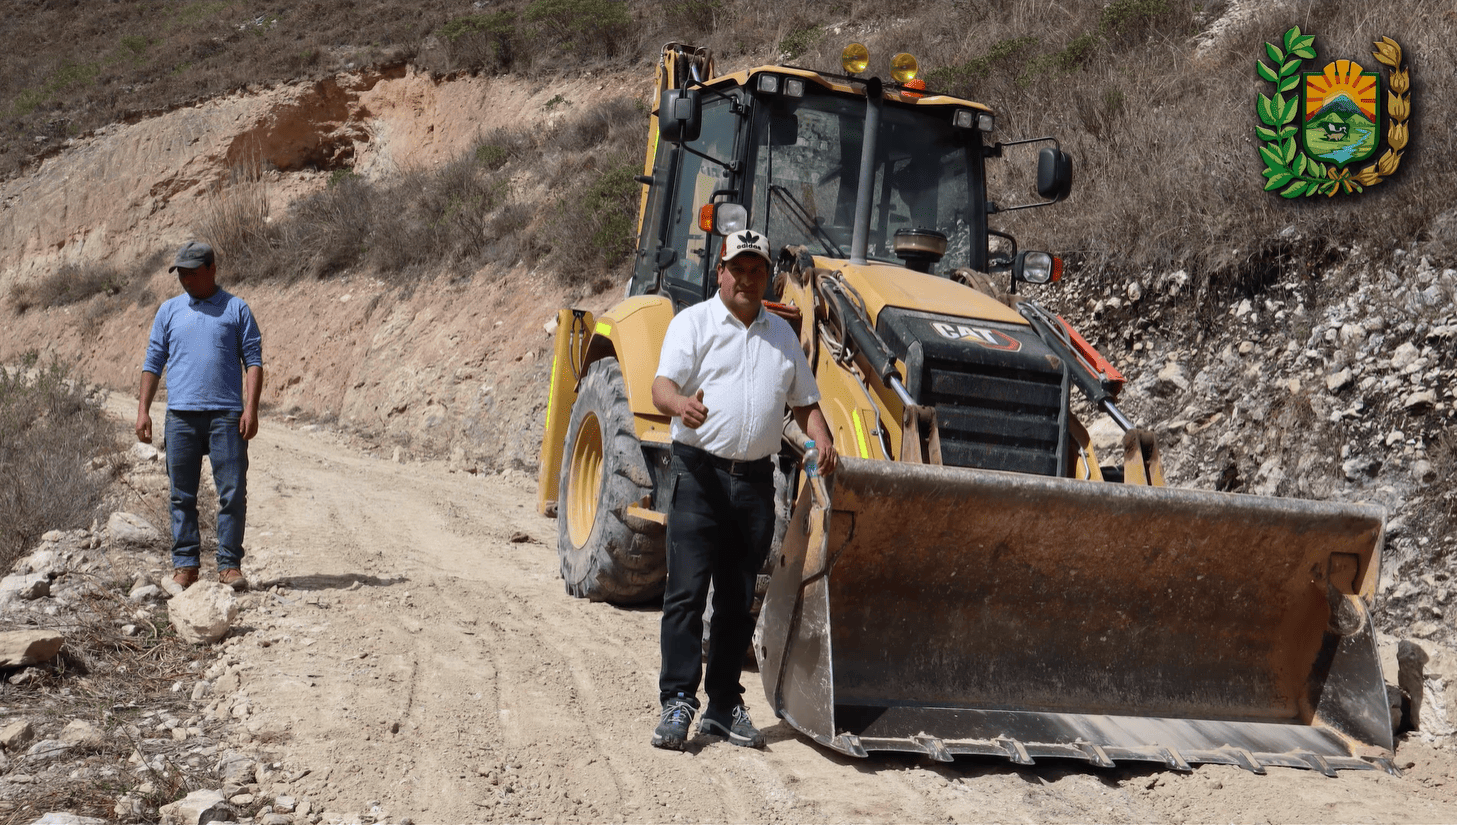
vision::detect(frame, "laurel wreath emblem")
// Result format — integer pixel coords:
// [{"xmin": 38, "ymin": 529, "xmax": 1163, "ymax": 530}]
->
[{"xmin": 1256, "ymin": 27, "xmax": 1411, "ymax": 197}]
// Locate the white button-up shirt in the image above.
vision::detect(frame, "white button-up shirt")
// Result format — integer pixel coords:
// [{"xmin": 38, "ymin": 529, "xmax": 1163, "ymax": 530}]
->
[{"xmin": 656, "ymin": 293, "xmax": 820, "ymax": 461}]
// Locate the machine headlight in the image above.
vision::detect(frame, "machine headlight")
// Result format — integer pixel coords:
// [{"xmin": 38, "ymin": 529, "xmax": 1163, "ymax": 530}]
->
[
  {"xmin": 713, "ymin": 203, "xmax": 748, "ymax": 235},
  {"xmin": 1013, "ymin": 251, "xmax": 1063, "ymax": 284}
]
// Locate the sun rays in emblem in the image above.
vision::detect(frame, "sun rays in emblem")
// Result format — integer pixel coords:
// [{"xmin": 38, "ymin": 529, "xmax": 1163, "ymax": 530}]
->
[{"xmin": 1304, "ymin": 59, "xmax": 1377, "ymax": 122}]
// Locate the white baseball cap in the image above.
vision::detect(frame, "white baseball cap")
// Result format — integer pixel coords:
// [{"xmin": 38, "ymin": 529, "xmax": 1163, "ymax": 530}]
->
[{"xmin": 721, "ymin": 230, "xmax": 771, "ymax": 264}]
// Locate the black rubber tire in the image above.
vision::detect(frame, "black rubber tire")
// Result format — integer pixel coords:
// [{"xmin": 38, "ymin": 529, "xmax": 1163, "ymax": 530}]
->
[{"xmin": 557, "ymin": 358, "xmax": 666, "ymax": 603}]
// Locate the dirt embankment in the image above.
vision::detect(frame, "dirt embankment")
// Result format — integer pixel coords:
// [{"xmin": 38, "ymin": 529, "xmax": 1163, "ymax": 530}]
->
[{"xmin": 0, "ymin": 66, "xmax": 636, "ymax": 471}]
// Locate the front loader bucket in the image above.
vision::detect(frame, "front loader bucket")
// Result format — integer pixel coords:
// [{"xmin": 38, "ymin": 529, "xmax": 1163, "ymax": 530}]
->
[{"xmin": 756, "ymin": 458, "xmax": 1393, "ymax": 774}]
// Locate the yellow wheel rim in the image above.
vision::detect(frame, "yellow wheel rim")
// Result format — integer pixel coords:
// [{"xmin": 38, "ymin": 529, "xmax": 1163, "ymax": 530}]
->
[{"xmin": 566, "ymin": 412, "xmax": 604, "ymax": 548}]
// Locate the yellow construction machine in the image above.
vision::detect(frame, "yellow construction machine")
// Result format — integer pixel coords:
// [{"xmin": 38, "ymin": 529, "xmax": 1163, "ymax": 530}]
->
[{"xmin": 537, "ymin": 42, "xmax": 1393, "ymax": 774}]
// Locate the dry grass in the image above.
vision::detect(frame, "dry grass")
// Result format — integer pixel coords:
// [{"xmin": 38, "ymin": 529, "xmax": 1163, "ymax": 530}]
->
[
  {"xmin": 0, "ymin": 355, "xmax": 123, "ymax": 573},
  {"xmin": 0, "ymin": 578, "xmax": 214, "ymax": 822},
  {"xmin": 7, "ymin": 249, "xmax": 169, "ymax": 315}
]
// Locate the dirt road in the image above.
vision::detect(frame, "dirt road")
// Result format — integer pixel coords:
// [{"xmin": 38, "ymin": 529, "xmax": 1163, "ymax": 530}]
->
[{"xmin": 189, "ymin": 414, "xmax": 1457, "ymax": 824}]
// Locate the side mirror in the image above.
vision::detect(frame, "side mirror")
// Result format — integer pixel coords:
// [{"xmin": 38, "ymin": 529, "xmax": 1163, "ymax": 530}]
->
[
  {"xmin": 659, "ymin": 89, "xmax": 701, "ymax": 143},
  {"xmin": 767, "ymin": 113, "xmax": 799, "ymax": 147},
  {"xmin": 1037, "ymin": 148, "xmax": 1073, "ymax": 201}
]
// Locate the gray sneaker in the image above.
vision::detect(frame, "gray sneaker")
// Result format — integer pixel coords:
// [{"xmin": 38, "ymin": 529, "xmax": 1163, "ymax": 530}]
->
[
  {"xmin": 698, "ymin": 704, "xmax": 764, "ymax": 748},
  {"xmin": 652, "ymin": 694, "xmax": 696, "ymax": 750}
]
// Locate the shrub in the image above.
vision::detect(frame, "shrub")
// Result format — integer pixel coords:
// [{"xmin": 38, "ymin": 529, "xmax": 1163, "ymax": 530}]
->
[
  {"xmin": 555, "ymin": 96, "xmax": 644, "ymax": 152},
  {"xmin": 779, "ymin": 25, "xmax": 822, "ymax": 60},
  {"xmin": 288, "ymin": 174, "xmax": 377, "ymax": 279},
  {"xmin": 1098, "ymin": 0, "xmax": 1171, "ymax": 39},
  {"xmin": 550, "ymin": 155, "xmax": 641, "ymax": 284},
  {"xmin": 665, "ymin": 0, "xmax": 721, "ymax": 35},
  {"xmin": 436, "ymin": 11, "xmax": 519, "ymax": 73},
  {"xmin": 473, "ymin": 125, "xmax": 532, "ymax": 170},
  {"xmin": 195, "ymin": 164, "xmax": 281, "ymax": 284},
  {"xmin": 8, "ymin": 262, "xmax": 127, "ymax": 314},
  {"xmin": 1018, "ymin": 32, "xmax": 1101, "ymax": 86},
  {"xmin": 926, "ymin": 36, "xmax": 1038, "ymax": 93},
  {"xmin": 523, "ymin": 0, "xmax": 633, "ymax": 58},
  {"xmin": 0, "ymin": 355, "xmax": 121, "ymax": 573}
]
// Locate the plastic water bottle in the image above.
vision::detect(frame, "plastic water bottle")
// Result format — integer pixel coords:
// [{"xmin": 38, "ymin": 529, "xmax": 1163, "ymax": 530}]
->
[{"xmin": 803, "ymin": 440, "xmax": 819, "ymax": 478}]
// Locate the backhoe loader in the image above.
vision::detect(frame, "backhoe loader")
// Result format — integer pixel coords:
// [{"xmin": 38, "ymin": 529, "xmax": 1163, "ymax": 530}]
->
[{"xmin": 537, "ymin": 42, "xmax": 1392, "ymax": 774}]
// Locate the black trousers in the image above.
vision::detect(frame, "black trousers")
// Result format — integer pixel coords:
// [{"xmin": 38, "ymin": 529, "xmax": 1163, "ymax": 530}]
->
[{"xmin": 658, "ymin": 444, "xmax": 775, "ymax": 709}]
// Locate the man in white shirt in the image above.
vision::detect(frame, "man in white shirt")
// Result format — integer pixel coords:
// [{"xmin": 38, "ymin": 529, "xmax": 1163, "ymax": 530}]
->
[{"xmin": 650, "ymin": 230, "xmax": 836, "ymax": 750}]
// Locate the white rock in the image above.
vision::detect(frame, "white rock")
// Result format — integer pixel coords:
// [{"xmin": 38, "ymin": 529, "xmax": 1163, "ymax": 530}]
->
[
  {"xmin": 129, "ymin": 442, "xmax": 159, "ymax": 462},
  {"xmin": 0, "ymin": 574, "xmax": 50, "ymax": 601},
  {"xmin": 114, "ymin": 796, "xmax": 145, "ymax": 820},
  {"xmin": 1391, "ymin": 341, "xmax": 1421, "ymax": 370},
  {"xmin": 1126, "ymin": 281, "xmax": 1142, "ymax": 302},
  {"xmin": 59, "ymin": 720, "xmax": 106, "ymax": 751},
  {"xmin": 25, "ymin": 739, "xmax": 73, "ymax": 761},
  {"xmin": 0, "ymin": 720, "xmax": 35, "ymax": 751},
  {"xmin": 1325, "ymin": 368, "xmax": 1353, "ymax": 392},
  {"xmin": 158, "ymin": 788, "xmax": 232, "ymax": 825},
  {"xmin": 1343, "ymin": 456, "xmax": 1380, "ymax": 480},
  {"xmin": 129, "ymin": 584, "xmax": 163, "ymax": 602},
  {"xmin": 217, "ymin": 751, "xmax": 257, "ymax": 783},
  {"xmin": 13, "ymin": 548, "xmax": 64, "ymax": 577},
  {"xmin": 27, "ymin": 814, "xmax": 110, "ymax": 825},
  {"xmin": 108, "ymin": 512, "xmax": 162, "ymax": 547},
  {"xmin": 1153, "ymin": 362, "xmax": 1190, "ymax": 396},
  {"xmin": 1404, "ymin": 390, "xmax": 1437, "ymax": 412},
  {"xmin": 168, "ymin": 583, "xmax": 239, "ymax": 645},
  {"xmin": 0, "ymin": 631, "xmax": 64, "ymax": 667}
]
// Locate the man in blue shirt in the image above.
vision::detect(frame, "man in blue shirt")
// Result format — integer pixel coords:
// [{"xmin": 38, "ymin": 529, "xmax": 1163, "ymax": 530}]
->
[{"xmin": 136, "ymin": 241, "xmax": 263, "ymax": 592}]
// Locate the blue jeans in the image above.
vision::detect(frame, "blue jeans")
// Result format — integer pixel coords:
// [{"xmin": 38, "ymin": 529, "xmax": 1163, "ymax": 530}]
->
[{"xmin": 165, "ymin": 410, "xmax": 248, "ymax": 570}]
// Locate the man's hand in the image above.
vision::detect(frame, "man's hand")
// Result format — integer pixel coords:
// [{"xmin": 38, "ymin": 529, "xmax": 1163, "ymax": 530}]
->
[
  {"xmin": 815, "ymin": 436, "xmax": 838, "ymax": 476},
  {"xmin": 652, "ymin": 377, "xmax": 710, "ymax": 429},
  {"xmin": 239, "ymin": 410, "xmax": 259, "ymax": 440},
  {"xmin": 795, "ymin": 404, "xmax": 837, "ymax": 475},
  {"xmin": 240, "ymin": 364, "xmax": 262, "ymax": 440},
  {"xmin": 136, "ymin": 371, "xmax": 159, "ymax": 444},
  {"xmin": 679, "ymin": 388, "xmax": 709, "ymax": 429}
]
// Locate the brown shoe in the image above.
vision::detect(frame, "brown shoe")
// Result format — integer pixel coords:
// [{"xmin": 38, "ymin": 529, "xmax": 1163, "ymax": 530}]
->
[
  {"xmin": 172, "ymin": 567, "xmax": 199, "ymax": 589},
  {"xmin": 219, "ymin": 568, "xmax": 248, "ymax": 592}
]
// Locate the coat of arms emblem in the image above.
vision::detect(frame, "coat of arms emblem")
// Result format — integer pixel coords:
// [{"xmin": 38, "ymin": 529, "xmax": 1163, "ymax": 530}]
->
[{"xmin": 1256, "ymin": 27, "xmax": 1412, "ymax": 197}]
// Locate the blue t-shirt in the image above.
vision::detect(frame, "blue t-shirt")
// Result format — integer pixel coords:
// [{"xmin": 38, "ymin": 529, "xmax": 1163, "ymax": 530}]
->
[{"xmin": 143, "ymin": 288, "xmax": 263, "ymax": 412}]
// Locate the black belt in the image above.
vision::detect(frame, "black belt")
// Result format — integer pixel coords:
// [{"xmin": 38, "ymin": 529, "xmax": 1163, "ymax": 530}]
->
[{"xmin": 673, "ymin": 442, "xmax": 772, "ymax": 476}]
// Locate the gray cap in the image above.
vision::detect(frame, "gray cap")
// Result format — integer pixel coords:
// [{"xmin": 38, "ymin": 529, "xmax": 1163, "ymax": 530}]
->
[{"xmin": 168, "ymin": 241, "xmax": 215, "ymax": 272}]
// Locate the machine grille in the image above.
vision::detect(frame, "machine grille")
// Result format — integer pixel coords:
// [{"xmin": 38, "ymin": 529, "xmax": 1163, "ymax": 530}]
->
[
  {"xmin": 878, "ymin": 307, "xmax": 1070, "ymax": 476},
  {"xmin": 918, "ymin": 356, "xmax": 1065, "ymax": 475}
]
